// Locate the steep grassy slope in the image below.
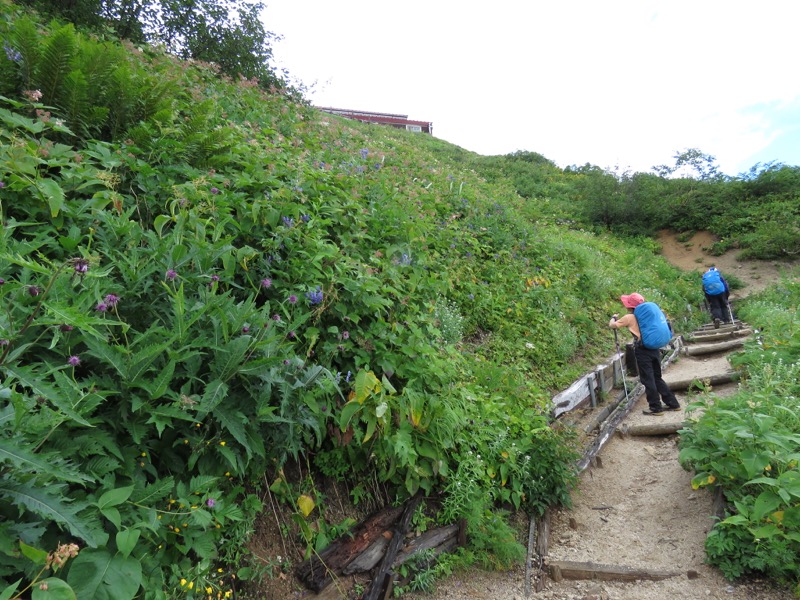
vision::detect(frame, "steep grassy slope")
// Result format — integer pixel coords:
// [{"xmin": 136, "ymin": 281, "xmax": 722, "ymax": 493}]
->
[{"xmin": 0, "ymin": 4, "xmax": 704, "ymax": 596}]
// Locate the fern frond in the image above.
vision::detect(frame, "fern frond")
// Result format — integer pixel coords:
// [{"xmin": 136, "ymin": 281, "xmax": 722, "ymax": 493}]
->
[
  {"xmin": 35, "ymin": 22, "xmax": 78, "ymax": 107},
  {"xmin": 11, "ymin": 17, "xmax": 40, "ymax": 88}
]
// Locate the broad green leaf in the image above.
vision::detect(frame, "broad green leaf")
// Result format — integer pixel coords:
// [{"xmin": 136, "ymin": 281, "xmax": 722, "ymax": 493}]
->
[
  {"xmin": 36, "ymin": 179, "xmax": 65, "ymax": 218},
  {"xmin": 19, "ymin": 540, "xmax": 48, "ymax": 565},
  {"xmin": 339, "ymin": 401, "xmax": 361, "ymax": 430},
  {"xmin": 31, "ymin": 578, "xmax": 77, "ymax": 600},
  {"xmin": 68, "ymin": 550, "xmax": 142, "ymax": 600},
  {"xmin": 115, "ymin": 529, "xmax": 140, "ymax": 559},
  {"xmin": 101, "ymin": 507, "xmax": 121, "ymax": 530},
  {"xmin": 98, "ymin": 485, "xmax": 134, "ymax": 509},
  {"xmin": 0, "ymin": 579, "xmax": 22, "ymax": 600},
  {"xmin": 214, "ymin": 404, "xmax": 252, "ymax": 458}
]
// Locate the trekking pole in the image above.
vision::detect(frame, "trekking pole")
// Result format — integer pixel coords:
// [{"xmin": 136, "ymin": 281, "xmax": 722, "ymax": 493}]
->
[
  {"xmin": 727, "ymin": 301, "xmax": 735, "ymax": 325},
  {"xmin": 612, "ymin": 317, "xmax": 631, "ymax": 405}
]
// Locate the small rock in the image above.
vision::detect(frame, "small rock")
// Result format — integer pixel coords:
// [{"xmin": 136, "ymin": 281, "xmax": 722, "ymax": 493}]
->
[
  {"xmin": 725, "ymin": 585, "xmax": 736, "ymax": 593},
  {"xmin": 687, "ymin": 569, "xmax": 700, "ymax": 579}
]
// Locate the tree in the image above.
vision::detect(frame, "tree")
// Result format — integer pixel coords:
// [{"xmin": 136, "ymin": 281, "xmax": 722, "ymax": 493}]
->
[{"xmin": 20, "ymin": 0, "xmax": 281, "ymax": 85}]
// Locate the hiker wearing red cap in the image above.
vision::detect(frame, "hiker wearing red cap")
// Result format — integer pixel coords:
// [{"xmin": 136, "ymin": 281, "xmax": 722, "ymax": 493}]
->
[{"xmin": 609, "ymin": 293, "xmax": 680, "ymax": 416}]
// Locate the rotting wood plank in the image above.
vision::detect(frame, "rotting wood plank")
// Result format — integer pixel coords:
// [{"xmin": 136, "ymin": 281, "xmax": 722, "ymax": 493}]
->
[
  {"xmin": 393, "ymin": 524, "xmax": 460, "ymax": 566},
  {"xmin": 295, "ymin": 505, "xmax": 404, "ymax": 592},
  {"xmin": 362, "ymin": 495, "xmax": 421, "ymax": 600},
  {"xmin": 688, "ymin": 328, "xmax": 752, "ymax": 341},
  {"xmin": 546, "ymin": 560, "xmax": 681, "ymax": 582},
  {"xmin": 577, "ymin": 382, "xmax": 643, "ymax": 471}
]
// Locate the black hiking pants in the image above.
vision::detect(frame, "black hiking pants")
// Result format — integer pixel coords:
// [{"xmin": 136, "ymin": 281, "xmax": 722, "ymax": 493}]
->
[
  {"xmin": 706, "ymin": 292, "xmax": 729, "ymax": 322},
  {"xmin": 634, "ymin": 344, "xmax": 679, "ymax": 412}
]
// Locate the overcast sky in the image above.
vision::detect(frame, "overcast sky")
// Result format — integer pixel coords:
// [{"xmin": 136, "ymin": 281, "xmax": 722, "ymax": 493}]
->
[{"xmin": 262, "ymin": 1, "xmax": 800, "ymax": 177}]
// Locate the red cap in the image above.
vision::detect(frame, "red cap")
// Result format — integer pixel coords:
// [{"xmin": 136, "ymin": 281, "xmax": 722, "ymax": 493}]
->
[{"xmin": 620, "ymin": 293, "xmax": 645, "ymax": 308}]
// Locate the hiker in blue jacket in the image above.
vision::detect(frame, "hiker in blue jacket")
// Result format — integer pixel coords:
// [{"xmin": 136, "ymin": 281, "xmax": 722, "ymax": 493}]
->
[
  {"xmin": 609, "ymin": 293, "xmax": 680, "ymax": 416},
  {"xmin": 702, "ymin": 266, "xmax": 730, "ymax": 327}
]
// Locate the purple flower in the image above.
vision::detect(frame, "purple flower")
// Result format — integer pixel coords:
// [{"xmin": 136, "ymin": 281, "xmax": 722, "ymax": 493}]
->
[
  {"xmin": 95, "ymin": 302, "xmax": 108, "ymax": 312},
  {"xmin": 345, "ymin": 371, "xmax": 352, "ymax": 383},
  {"xmin": 261, "ymin": 277, "xmax": 272, "ymax": 289},
  {"xmin": 209, "ymin": 274, "xmax": 220, "ymax": 282},
  {"xmin": 206, "ymin": 498, "xmax": 216, "ymax": 508},
  {"xmin": 28, "ymin": 285, "xmax": 41, "ymax": 297},
  {"xmin": 283, "ymin": 359, "xmax": 290, "ymax": 365},
  {"xmin": 0, "ymin": 278, "xmax": 5, "ymax": 285},
  {"xmin": 67, "ymin": 355, "xmax": 81, "ymax": 367},
  {"xmin": 288, "ymin": 294, "xmax": 297, "ymax": 304},
  {"xmin": 242, "ymin": 325, "xmax": 250, "ymax": 333},
  {"xmin": 3, "ymin": 42, "xmax": 21, "ymax": 63},
  {"xmin": 359, "ymin": 148, "xmax": 369, "ymax": 159},
  {"xmin": 301, "ymin": 214, "xmax": 310, "ymax": 223},
  {"xmin": 282, "ymin": 216, "xmax": 294, "ymax": 228},
  {"xmin": 210, "ymin": 187, "xmax": 220, "ymax": 194},
  {"xmin": 73, "ymin": 259, "xmax": 89, "ymax": 274},
  {"xmin": 165, "ymin": 269, "xmax": 177, "ymax": 281},
  {"xmin": 306, "ymin": 286, "xmax": 323, "ymax": 306},
  {"xmin": 0, "ymin": 339, "xmax": 9, "ymax": 346},
  {"xmin": 60, "ymin": 324, "xmax": 74, "ymax": 332},
  {"xmin": 288, "ymin": 331, "xmax": 296, "ymax": 339},
  {"xmin": 0, "ymin": 180, "xmax": 4, "ymax": 189},
  {"xmin": 104, "ymin": 294, "xmax": 119, "ymax": 307},
  {"xmin": 272, "ymin": 314, "xmax": 281, "ymax": 321},
  {"xmin": 342, "ymin": 331, "xmax": 350, "ymax": 340}
]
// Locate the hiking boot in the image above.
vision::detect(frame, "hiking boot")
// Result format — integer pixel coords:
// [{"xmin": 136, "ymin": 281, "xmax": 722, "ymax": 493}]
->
[
  {"xmin": 642, "ymin": 409, "xmax": 664, "ymax": 416},
  {"xmin": 714, "ymin": 318, "xmax": 721, "ymax": 329},
  {"xmin": 662, "ymin": 405, "xmax": 681, "ymax": 411}
]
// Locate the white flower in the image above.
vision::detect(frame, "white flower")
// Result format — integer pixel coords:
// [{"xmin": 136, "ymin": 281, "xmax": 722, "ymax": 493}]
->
[{"xmin": 525, "ymin": 342, "xmax": 534, "ymax": 349}]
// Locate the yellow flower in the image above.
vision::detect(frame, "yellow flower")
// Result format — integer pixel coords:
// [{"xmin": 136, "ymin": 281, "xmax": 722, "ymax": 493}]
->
[
  {"xmin": 180, "ymin": 579, "xmax": 187, "ymax": 586},
  {"xmin": 174, "ymin": 527, "xmax": 180, "ymax": 533},
  {"xmin": 219, "ymin": 441, "xmax": 226, "ymax": 446},
  {"xmin": 140, "ymin": 452, "xmax": 146, "ymax": 457},
  {"xmin": 224, "ymin": 472, "xmax": 230, "ymax": 477},
  {"xmin": 206, "ymin": 588, "xmax": 213, "ymax": 594},
  {"xmin": 187, "ymin": 581, "xmax": 194, "ymax": 590}
]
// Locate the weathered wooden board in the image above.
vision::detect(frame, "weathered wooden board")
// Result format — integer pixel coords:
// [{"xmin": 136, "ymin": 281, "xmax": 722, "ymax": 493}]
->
[
  {"xmin": 547, "ymin": 559, "xmax": 681, "ymax": 582},
  {"xmin": 621, "ymin": 421, "xmax": 687, "ymax": 437},
  {"xmin": 663, "ymin": 372, "xmax": 739, "ymax": 391},
  {"xmin": 683, "ymin": 339, "xmax": 744, "ymax": 356}
]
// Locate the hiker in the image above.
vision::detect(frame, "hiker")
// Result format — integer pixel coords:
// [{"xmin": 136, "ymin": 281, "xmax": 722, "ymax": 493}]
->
[
  {"xmin": 609, "ymin": 293, "xmax": 680, "ymax": 416},
  {"xmin": 702, "ymin": 266, "xmax": 730, "ymax": 327}
]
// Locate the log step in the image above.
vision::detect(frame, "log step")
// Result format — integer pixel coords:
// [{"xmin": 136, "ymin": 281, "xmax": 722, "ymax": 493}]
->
[{"xmin": 547, "ymin": 559, "xmax": 681, "ymax": 582}]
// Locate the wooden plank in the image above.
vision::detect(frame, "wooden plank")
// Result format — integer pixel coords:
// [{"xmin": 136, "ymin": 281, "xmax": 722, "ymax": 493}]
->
[
  {"xmin": 393, "ymin": 524, "xmax": 459, "ymax": 566},
  {"xmin": 546, "ymin": 560, "xmax": 681, "ymax": 582},
  {"xmin": 363, "ymin": 495, "xmax": 421, "ymax": 600}
]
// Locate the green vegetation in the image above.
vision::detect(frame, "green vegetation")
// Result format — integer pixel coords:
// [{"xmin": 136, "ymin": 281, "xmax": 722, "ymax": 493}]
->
[
  {"xmin": 0, "ymin": 2, "xmax": 799, "ymax": 598},
  {"xmin": 679, "ymin": 277, "xmax": 800, "ymax": 590}
]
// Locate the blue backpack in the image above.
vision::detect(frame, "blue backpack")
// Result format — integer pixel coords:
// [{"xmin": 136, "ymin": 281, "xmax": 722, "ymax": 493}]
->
[
  {"xmin": 702, "ymin": 269, "xmax": 725, "ymax": 295},
  {"xmin": 633, "ymin": 302, "xmax": 673, "ymax": 349}
]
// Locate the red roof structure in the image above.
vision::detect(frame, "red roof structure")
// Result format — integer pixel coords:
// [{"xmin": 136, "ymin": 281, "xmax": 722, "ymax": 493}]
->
[{"xmin": 316, "ymin": 107, "xmax": 433, "ymax": 135}]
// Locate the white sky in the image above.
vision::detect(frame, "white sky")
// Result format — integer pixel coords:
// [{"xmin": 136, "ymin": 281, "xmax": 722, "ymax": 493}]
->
[{"xmin": 262, "ymin": 1, "xmax": 800, "ymax": 176}]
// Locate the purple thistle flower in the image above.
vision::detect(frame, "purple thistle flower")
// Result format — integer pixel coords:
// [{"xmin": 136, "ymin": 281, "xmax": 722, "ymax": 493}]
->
[
  {"xmin": 272, "ymin": 314, "xmax": 281, "ymax": 321},
  {"xmin": 60, "ymin": 324, "xmax": 74, "ymax": 332},
  {"xmin": 104, "ymin": 294, "xmax": 119, "ymax": 307},
  {"xmin": 242, "ymin": 325, "xmax": 250, "ymax": 333},
  {"xmin": 165, "ymin": 269, "xmax": 178, "ymax": 281},
  {"xmin": 283, "ymin": 359, "xmax": 290, "ymax": 365},
  {"xmin": 0, "ymin": 278, "xmax": 5, "ymax": 285},
  {"xmin": 210, "ymin": 187, "xmax": 220, "ymax": 194},
  {"xmin": 28, "ymin": 285, "xmax": 41, "ymax": 297},
  {"xmin": 209, "ymin": 274, "xmax": 220, "ymax": 282},
  {"xmin": 288, "ymin": 294, "xmax": 297, "ymax": 304},
  {"xmin": 261, "ymin": 277, "xmax": 272, "ymax": 289},
  {"xmin": 206, "ymin": 498, "xmax": 216, "ymax": 508},
  {"xmin": 95, "ymin": 302, "xmax": 108, "ymax": 312},
  {"xmin": 0, "ymin": 339, "xmax": 9, "ymax": 346},
  {"xmin": 67, "ymin": 355, "xmax": 81, "ymax": 367},
  {"xmin": 288, "ymin": 331, "xmax": 296, "ymax": 339},
  {"xmin": 74, "ymin": 259, "xmax": 89, "ymax": 274}
]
